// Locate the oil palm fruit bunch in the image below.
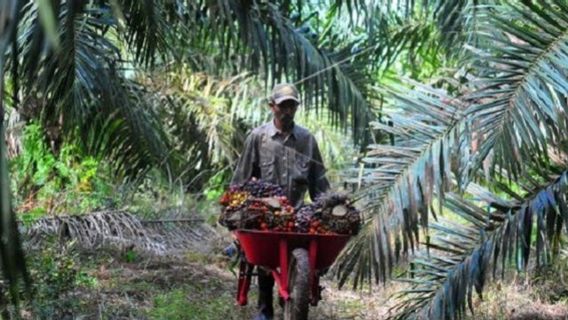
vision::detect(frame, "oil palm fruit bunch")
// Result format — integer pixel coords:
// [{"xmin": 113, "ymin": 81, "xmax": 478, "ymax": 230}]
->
[
  {"xmin": 265, "ymin": 207, "xmax": 295, "ymax": 232},
  {"xmin": 260, "ymin": 195, "xmax": 295, "ymax": 231},
  {"xmin": 295, "ymin": 205, "xmax": 316, "ymax": 233},
  {"xmin": 219, "ymin": 179, "xmax": 292, "ymax": 231},
  {"xmin": 239, "ymin": 177, "xmax": 285, "ymax": 198},
  {"xmin": 218, "ymin": 189, "xmax": 252, "ymax": 230},
  {"xmin": 318, "ymin": 192, "xmax": 360, "ymax": 235},
  {"xmin": 295, "ymin": 192, "xmax": 360, "ymax": 235}
]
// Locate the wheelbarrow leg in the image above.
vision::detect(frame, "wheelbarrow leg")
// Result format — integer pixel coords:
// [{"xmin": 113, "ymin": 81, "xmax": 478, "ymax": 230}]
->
[
  {"xmin": 272, "ymin": 239, "xmax": 290, "ymax": 300},
  {"xmin": 308, "ymin": 239, "xmax": 320, "ymax": 306},
  {"xmin": 237, "ymin": 259, "xmax": 253, "ymax": 305}
]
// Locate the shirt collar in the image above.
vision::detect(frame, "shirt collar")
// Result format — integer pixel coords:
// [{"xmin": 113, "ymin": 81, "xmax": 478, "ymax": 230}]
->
[{"xmin": 268, "ymin": 120, "xmax": 298, "ymax": 139}]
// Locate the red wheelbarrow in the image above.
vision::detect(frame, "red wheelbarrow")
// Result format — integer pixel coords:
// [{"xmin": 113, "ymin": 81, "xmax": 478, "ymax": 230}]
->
[{"xmin": 234, "ymin": 230, "xmax": 351, "ymax": 320}]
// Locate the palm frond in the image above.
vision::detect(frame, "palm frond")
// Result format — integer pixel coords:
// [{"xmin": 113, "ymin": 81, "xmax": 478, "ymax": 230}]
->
[
  {"xmin": 466, "ymin": 0, "xmax": 568, "ymax": 181},
  {"xmin": 334, "ymin": 83, "xmax": 466, "ymax": 288},
  {"xmin": 329, "ymin": 0, "xmax": 484, "ymax": 57},
  {"xmin": 143, "ymin": 68, "xmax": 266, "ymax": 189},
  {"xmin": 25, "ymin": 210, "xmax": 217, "ymax": 255},
  {"xmin": 185, "ymin": 1, "xmax": 375, "ymax": 143},
  {"xmin": 115, "ymin": 0, "xmax": 173, "ymax": 67},
  {"xmin": 16, "ymin": 2, "xmax": 172, "ymax": 178},
  {"xmin": 391, "ymin": 172, "xmax": 568, "ymax": 319},
  {"xmin": 88, "ymin": 79, "xmax": 173, "ymax": 178}
]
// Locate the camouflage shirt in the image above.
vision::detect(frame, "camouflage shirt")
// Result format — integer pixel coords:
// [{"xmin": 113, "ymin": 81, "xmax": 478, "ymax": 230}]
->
[{"xmin": 231, "ymin": 121, "xmax": 330, "ymax": 208}]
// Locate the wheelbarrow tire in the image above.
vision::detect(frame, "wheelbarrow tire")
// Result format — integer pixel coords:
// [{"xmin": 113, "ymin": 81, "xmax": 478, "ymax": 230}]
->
[{"xmin": 284, "ymin": 248, "xmax": 310, "ymax": 320}]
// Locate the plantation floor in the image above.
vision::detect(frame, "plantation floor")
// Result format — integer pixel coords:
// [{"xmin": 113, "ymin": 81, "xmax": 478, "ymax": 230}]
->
[
  {"xmin": 51, "ymin": 249, "xmax": 394, "ymax": 319},
  {"xmin": 34, "ymin": 245, "xmax": 568, "ymax": 320},
  {"xmin": 22, "ymin": 217, "xmax": 568, "ymax": 320}
]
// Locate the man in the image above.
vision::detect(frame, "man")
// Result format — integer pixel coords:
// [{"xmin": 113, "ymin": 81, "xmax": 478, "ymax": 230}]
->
[{"xmin": 231, "ymin": 83, "xmax": 330, "ymax": 320}]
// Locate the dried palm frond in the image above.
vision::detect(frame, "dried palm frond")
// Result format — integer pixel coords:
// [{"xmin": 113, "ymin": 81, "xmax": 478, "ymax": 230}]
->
[{"xmin": 23, "ymin": 210, "xmax": 216, "ymax": 256}]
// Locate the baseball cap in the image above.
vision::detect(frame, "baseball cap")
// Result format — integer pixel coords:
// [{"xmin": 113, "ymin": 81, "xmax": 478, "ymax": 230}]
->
[{"xmin": 270, "ymin": 83, "xmax": 301, "ymax": 105}]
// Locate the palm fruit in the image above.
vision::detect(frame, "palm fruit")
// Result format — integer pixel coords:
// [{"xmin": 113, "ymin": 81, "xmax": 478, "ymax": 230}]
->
[
  {"xmin": 240, "ymin": 177, "xmax": 285, "ymax": 198},
  {"xmin": 298, "ymin": 192, "xmax": 360, "ymax": 235},
  {"xmin": 218, "ymin": 189, "xmax": 251, "ymax": 230},
  {"xmin": 219, "ymin": 180, "xmax": 363, "ymax": 234},
  {"xmin": 219, "ymin": 179, "xmax": 292, "ymax": 231},
  {"xmin": 295, "ymin": 204, "xmax": 318, "ymax": 233},
  {"xmin": 318, "ymin": 192, "xmax": 360, "ymax": 235},
  {"xmin": 262, "ymin": 195, "xmax": 295, "ymax": 231}
]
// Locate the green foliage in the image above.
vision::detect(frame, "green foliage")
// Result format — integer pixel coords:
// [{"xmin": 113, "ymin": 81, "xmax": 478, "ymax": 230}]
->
[
  {"xmin": 25, "ymin": 242, "xmax": 95, "ymax": 319},
  {"xmin": 1, "ymin": 1, "xmax": 567, "ymax": 319},
  {"xmin": 122, "ymin": 248, "xmax": 139, "ymax": 264},
  {"xmin": 203, "ymin": 169, "xmax": 232, "ymax": 202},
  {"xmin": 10, "ymin": 123, "xmax": 116, "ymax": 216}
]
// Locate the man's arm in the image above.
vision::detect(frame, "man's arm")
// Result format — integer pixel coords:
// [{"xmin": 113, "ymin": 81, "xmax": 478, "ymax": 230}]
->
[
  {"xmin": 231, "ymin": 133, "xmax": 259, "ymax": 185},
  {"xmin": 308, "ymin": 137, "xmax": 330, "ymax": 200}
]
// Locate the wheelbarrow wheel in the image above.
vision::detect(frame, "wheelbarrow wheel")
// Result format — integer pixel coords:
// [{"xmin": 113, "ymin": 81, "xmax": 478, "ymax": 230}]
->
[{"xmin": 284, "ymin": 248, "xmax": 310, "ymax": 320}]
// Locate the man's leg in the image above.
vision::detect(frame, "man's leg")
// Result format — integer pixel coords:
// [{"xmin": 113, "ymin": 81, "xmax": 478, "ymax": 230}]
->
[{"xmin": 257, "ymin": 268, "xmax": 274, "ymax": 319}]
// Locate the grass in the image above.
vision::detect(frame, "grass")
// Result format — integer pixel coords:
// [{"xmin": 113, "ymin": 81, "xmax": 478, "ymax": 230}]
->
[
  {"xmin": 148, "ymin": 287, "xmax": 256, "ymax": 320},
  {"xmin": 149, "ymin": 288, "xmax": 229, "ymax": 320}
]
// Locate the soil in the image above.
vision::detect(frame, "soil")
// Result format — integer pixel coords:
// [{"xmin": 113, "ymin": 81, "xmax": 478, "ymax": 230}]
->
[{"xmin": 63, "ymin": 250, "xmax": 394, "ymax": 320}]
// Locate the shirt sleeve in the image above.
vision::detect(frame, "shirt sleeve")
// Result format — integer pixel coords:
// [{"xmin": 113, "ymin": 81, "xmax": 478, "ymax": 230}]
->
[
  {"xmin": 309, "ymin": 137, "xmax": 330, "ymax": 201},
  {"xmin": 231, "ymin": 132, "xmax": 259, "ymax": 185}
]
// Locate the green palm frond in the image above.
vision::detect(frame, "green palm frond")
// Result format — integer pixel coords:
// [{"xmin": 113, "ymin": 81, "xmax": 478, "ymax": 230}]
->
[
  {"xmin": 88, "ymin": 79, "xmax": 172, "ymax": 178},
  {"xmin": 116, "ymin": 0, "xmax": 173, "ymax": 67},
  {"xmin": 431, "ymin": 0, "xmax": 486, "ymax": 51},
  {"xmin": 144, "ymin": 68, "xmax": 267, "ymax": 189},
  {"xmin": 466, "ymin": 0, "xmax": 568, "ymax": 181},
  {"xmin": 15, "ymin": 2, "xmax": 172, "ymax": 178},
  {"xmin": 333, "ymin": 83, "xmax": 466, "ymax": 288},
  {"xmin": 329, "ymin": 0, "xmax": 484, "ymax": 55},
  {"xmin": 341, "ymin": 14, "xmax": 441, "ymax": 80},
  {"xmin": 391, "ymin": 173, "xmax": 568, "ymax": 319},
  {"xmin": 184, "ymin": 0, "xmax": 374, "ymax": 143}
]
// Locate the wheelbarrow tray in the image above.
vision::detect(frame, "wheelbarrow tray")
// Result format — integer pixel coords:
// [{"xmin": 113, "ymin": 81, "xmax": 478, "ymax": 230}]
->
[
  {"xmin": 235, "ymin": 229, "xmax": 350, "ymax": 270},
  {"xmin": 234, "ymin": 229, "xmax": 351, "ymax": 306}
]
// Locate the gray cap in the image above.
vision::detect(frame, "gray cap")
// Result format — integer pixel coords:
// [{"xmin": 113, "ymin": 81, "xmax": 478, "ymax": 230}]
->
[{"xmin": 270, "ymin": 83, "xmax": 300, "ymax": 105}]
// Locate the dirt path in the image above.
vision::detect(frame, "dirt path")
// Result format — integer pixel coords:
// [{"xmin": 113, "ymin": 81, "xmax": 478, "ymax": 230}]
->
[{"xmin": 67, "ymin": 250, "xmax": 394, "ymax": 320}]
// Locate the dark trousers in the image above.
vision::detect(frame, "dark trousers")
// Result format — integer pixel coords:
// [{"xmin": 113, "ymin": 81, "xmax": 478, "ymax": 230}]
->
[{"xmin": 258, "ymin": 267, "xmax": 274, "ymax": 317}]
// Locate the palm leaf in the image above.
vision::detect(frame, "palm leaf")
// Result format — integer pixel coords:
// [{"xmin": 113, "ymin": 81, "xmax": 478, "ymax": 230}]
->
[
  {"xmin": 391, "ymin": 173, "xmax": 568, "ymax": 319},
  {"xmin": 329, "ymin": 0, "xmax": 485, "ymax": 57},
  {"xmin": 333, "ymin": 83, "xmax": 467, "ymax": 288},
  {"xmin": 115, "ymin": 0, "xmax": 173, "ymax": 67},
  {"xmin": 466, "ymin": 0, "xmax": 568, "ymax": 182},
  {"xmin": 184, "ymin": 0, "xmax": 375, "ymax": 143},
  {"xmin": 146, "ymin": 69, "xmax": 264, "ymax": 189},
  {"xmin": 16, "ymin": 2, "xmax": 173, "ymax": 178}
]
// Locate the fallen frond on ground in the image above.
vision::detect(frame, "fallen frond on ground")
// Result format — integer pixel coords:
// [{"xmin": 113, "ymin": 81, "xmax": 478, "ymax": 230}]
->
[{"xmin": 22, "ymin": 210, "xmax": 217, "ymax": 255}]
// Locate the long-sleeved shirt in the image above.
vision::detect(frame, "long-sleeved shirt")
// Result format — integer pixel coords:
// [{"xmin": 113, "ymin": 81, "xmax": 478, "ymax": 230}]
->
[{"xmin": 231, "ymin": 121, "xmax": 330, "ymax": 208}]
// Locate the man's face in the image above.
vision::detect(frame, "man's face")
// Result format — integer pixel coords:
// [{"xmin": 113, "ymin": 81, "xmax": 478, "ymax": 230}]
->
[{"xmin": 270, "ymin": 99, "xmax": 299, "ymax": 129}]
